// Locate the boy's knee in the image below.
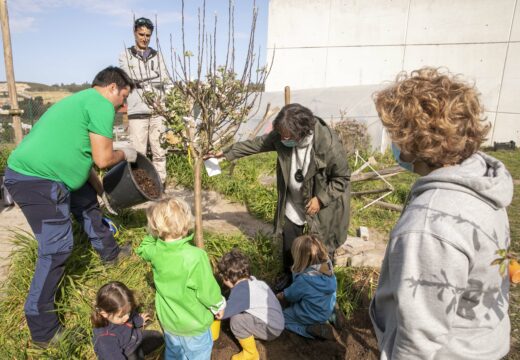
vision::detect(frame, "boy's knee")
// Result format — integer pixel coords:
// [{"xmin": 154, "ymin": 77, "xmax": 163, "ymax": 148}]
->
[{"xmin": 230, "ymin": 313, "xmax": 252, "ymax": 339}]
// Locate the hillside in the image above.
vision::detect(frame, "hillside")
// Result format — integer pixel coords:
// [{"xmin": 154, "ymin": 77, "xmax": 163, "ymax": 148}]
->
[{"xmin": 0, "ymin": 82, "xmax": 73, "ymax": 104}]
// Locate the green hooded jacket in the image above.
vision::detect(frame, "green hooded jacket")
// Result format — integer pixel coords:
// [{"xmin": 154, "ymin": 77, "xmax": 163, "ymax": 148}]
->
[
  {"xmin": 224, "ymin": 117, "xmax": 350, "ymax": 253},
  {"xmin": 136, "ymin": 233, "xmax": 225, "ymax": 336}
]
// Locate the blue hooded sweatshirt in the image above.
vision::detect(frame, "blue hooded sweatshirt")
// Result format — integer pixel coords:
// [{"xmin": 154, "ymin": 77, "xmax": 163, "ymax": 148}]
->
[{"xmin": 283, "ymin": 260, "xmax": 337, "ymax": 323}]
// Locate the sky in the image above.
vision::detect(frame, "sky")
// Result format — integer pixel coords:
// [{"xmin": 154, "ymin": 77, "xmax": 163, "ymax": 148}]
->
[{"xmin": 0, "ymin": 0, "xmax": 269, "ymax": 85}]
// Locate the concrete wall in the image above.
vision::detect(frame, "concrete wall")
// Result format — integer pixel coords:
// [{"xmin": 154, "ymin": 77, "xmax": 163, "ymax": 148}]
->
[{"xmin": 265, "ymin": 0, "xmax": 520, "ymax": 145}]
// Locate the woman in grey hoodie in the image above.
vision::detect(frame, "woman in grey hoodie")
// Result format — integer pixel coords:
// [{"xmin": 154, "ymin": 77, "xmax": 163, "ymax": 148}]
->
[{"xmin": 370, "ymin": 67, "xmax": 513, "ymax": 360}]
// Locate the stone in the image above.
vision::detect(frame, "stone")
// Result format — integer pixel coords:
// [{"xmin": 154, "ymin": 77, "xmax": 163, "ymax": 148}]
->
[{"xmin": 334, "ymin": 233, "xmax": 387, "ymax": 269}]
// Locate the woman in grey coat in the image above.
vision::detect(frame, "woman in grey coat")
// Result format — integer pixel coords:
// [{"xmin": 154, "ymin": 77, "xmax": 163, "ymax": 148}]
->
[
  {"xmin": 209, "ymin": 104, "xmax": 350, "ymax": 291},
  {"xmin": 370, "ymin": 68, "xmax": 512, "ymax": 359}
]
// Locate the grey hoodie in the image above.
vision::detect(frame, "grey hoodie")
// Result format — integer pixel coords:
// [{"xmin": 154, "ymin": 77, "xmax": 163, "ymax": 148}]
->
[{"xmin": 370, "ymin": 152, "xmax": 513, "ymax": 360}]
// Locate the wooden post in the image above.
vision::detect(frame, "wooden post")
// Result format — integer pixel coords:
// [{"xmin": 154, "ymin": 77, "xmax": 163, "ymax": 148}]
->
[
  {"xmin": 0, "ymin": 0, "xmax": 23, "ymax": 144},
  {"xmin": 248, "ymin": 103, "xmax": 280, "ymax": 140},
  {"xmin": 284, "ymin": 86, "xmax": 290, "ymax": 105}
]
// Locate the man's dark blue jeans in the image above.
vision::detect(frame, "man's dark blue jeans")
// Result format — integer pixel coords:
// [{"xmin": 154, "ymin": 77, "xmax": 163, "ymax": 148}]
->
[{"xmin": 4, "ymin": 167, "xmax": 119, "ymax": 343}]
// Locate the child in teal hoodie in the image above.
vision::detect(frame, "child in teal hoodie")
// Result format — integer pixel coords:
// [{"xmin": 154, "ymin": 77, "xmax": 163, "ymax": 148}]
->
[
  {"xmin": 276, "ymin": 234, "xmax": 337, "ymax": 340},
  {"xmin": 136, "ymin": 197, "xmax": 226, "ymax": 360}
]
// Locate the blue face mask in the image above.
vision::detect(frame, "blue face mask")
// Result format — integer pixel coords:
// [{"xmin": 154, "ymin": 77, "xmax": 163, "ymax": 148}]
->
[
  {"xmin": 281, "ymin": 139, "xmax": 298, "ymax": 148},
  {"xmin": 391, "ymin": 143, "xmax": 415, "ymax": 172}
]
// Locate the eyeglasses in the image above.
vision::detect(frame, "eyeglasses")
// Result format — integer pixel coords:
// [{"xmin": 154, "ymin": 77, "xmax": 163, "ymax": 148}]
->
[{"xmin": 135, "ymin": 17, "xmax": 154, "ymax": 29}]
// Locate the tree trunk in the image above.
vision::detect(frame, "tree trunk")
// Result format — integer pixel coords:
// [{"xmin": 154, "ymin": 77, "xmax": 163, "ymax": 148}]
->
[{"xmin": 193, "ymin": 156, "xmax": 204, "ymax": 248}]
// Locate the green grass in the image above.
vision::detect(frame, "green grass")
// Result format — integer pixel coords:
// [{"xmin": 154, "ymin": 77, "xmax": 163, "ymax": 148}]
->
[
  {"xmin": 167, "ymin": 153, "xmax": 278, "ymax": 222},
  {"xmin": 1, "ymin": 148, "xmax": 517, "ymax": 358},
  {"xmin": 0, "ymin": 208, "xmax": 282, "ymax": 359},
  {"xmin": 167, "ymin": 150, "xmax": 416, "ymax": 235},
  {"xmin": 487, "ymin": 149, "xmax": 520, "ymax": 359},
  {"xmin": 0, "ymin": 144, "xmax": 14, "ymax": 171}
]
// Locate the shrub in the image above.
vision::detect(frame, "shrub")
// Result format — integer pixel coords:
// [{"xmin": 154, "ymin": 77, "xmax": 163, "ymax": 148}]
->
[{"xmin": 333, "ymin": 116, "xmax": 371, "ymax": 156}]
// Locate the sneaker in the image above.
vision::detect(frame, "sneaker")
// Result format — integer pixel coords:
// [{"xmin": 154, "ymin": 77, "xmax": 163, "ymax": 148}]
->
[
  {"xmin": 273, "ymin": 273, "xmax": 292, "ymax": 293},
  {"xmin": 306, "ymin": 323, "xmax": 337, "ymax": 341},
  {"xmin": 103, "ymin": 244, "xmax": 132, "ymax": 266},
  {"xmin": 32, "ymin": 326, "xmax": 65, "ymax": 349}
]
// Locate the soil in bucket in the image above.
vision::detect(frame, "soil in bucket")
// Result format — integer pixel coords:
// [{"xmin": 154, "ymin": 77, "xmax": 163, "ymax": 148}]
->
[
  {"xmin": 103, "ymin": 152, "xmax": 163, "ymax": 210},
  {"xmin": 132, "ymin": 168, "xmax": 160, "ymax": 199}
]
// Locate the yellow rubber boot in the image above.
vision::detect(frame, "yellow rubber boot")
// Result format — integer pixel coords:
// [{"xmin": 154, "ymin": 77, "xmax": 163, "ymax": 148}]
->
[{"xmin": 231, "ymin": 336, "xmax": 259, "ymax": 360}]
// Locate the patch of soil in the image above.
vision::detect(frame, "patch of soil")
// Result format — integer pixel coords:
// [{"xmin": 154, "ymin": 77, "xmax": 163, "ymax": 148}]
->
[
  {"xmin": 212, "ymin": 321, "xmax": 348, "ymax": 360},
  {"xmin": 210, "ymin": 292, "xmax": 379, "ymax": 359},
  {"xmin": 132, "ymin": 168, "xmax": 160, "ymax": 199},
  {"xmin": 344, "ymin": 307, "xmax": 380, "ymax": 360}
]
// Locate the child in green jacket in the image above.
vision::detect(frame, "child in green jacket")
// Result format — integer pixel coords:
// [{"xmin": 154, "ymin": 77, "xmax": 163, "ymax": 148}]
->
[{"xmin": 136, "ymin": 197, "xmax": 226, "ymax": 360}]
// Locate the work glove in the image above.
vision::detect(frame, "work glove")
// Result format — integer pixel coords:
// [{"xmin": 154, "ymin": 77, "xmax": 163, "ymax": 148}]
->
[
  {"xmin": 98, "ymin": 192, "xmax": 118, "ymax": 216},
  {"xmin": 114, "ymin": 144, "xmax": 137, "ymax": 163}
]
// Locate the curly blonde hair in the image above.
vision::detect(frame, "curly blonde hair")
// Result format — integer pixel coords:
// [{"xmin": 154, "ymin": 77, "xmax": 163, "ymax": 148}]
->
[
  {"xmin": 146, "ymin": 197, "xmax": 193, "ymax": 239},
  {"xmin": 374, "ymin": 67, "xmax": 490, "ymax": 168}
]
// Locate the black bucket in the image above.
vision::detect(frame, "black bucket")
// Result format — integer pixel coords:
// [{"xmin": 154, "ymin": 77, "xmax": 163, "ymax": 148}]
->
[{"xmin": 102, "ymin": 152, "xmax": 163, "ymax": 210}]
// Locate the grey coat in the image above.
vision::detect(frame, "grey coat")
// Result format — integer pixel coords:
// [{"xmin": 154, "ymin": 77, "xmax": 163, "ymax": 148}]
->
[
  {"xmin": 370, "ymin": 152, "xmax": 512, "ymax": 360},
  {"xmin": 118, "ymin": 46, "xmax": 172, "ymax": 117},
  {"xmin": 224, "ymin": 117, "xmax": 350, "ymax": 253}
]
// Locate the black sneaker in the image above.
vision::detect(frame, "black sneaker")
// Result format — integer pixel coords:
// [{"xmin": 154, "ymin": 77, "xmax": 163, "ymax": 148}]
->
[
  {"xmin": 104, "ymin": 244, "xmax": 132, "ymax": 266},
  {"xmin": 273, "ymin": 273, "xmax": 292, "ymax": 293},
  {"xmin": 32, "ymin": 326, "xmax": 65, "ymax": 349},
  {"xmin": 306, "ymin": 323, "xmax": 337, "ymax": 341}
]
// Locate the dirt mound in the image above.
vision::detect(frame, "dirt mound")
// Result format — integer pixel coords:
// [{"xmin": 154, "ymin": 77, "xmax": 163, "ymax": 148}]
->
[{"xmin": 212, "ymin": 321, "xmax": 348, "ymax": 360}]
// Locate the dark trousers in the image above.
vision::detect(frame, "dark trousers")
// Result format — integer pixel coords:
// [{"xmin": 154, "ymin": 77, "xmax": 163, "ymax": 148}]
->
[
  {"xmin": 127, "ymin": 330, "xmax": 165, "ymax": 360},
  {"xmin": 4, "ymin": 168, "xmax": 119, "ymax": 342},
  {"xmin": 70, "ymin": 182, "xmax": 119, "ymax": 261},
  {"xmin": 282, "ymin": 216, "xmax": 304, "ymax": 274}
]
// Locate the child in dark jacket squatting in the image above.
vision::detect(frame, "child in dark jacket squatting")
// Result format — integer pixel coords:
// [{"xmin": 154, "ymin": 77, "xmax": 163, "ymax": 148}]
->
[
  {"xmin": 91, "ymin": 281, "xmax": 163, "ymax": 360},
  {"xmin": 216, "ymin": 249, "xmax": 285, "ymax": 360},
  {"xmin": 276, "ymin": 234, "xmax": 338, "ymax": 340}
]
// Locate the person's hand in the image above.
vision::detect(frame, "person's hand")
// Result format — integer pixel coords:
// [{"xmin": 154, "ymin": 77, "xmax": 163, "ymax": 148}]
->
[
  {"xmin": 140, "ymin": 313, "xmax": 151, "ymax": 324},
  {"xmin": 305, "ymin": 196, "xmax": 321, "ymax": 216},
  {"xmin": 99, "ymin": 192, "xmax": 118, "ymax": 215},
  {"xmin": 215, "ymin": 310, "xmax": 224, "ymax": 320},
  {"xmin": 203, "ymin": 151, "xmax": 224, "ymax": 161},
  {"xmin": 120, "ymin": 147, "xmax": 137, "ymax": 163},
  {"xmin": 113, "ymin": 144, "xmax": 137, "ymax": 163},
  {"xmin": 276, "ymin": 292, "xmax": 285, "ymax": 302}
]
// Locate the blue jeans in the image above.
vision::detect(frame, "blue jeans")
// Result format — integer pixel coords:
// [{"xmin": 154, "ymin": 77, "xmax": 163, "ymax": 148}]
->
[
  {"xmin": 4, "ymin": 168, "xmax": 120, "ymax": 342},
  {"xmin": 164, "ymin": 328, "xmax": 213, "ymax": 360},
  {"xmin": 283, "ymin": 307, "xmax": 314, "ymax": 339}
]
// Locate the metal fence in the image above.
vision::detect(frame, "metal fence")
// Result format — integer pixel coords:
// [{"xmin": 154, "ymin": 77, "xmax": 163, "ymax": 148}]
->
[{"xmin": 0, "ymin": 96, "xmax": 51, "ymax": 144}]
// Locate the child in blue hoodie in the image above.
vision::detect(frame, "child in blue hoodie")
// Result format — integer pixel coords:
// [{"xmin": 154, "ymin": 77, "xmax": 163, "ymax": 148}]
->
[{"xmin": 276, "ymin": 234, "xmax": 337, "ymax": 340}]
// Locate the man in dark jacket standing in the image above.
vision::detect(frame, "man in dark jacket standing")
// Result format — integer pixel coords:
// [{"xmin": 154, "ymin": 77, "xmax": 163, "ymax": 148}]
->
[{"xmin": 208, "ymin": 104, "xmax": 350, "ymax": 291}]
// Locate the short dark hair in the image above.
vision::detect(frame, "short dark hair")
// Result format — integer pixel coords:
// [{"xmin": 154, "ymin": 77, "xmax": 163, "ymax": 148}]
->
[
  {"xmin": 91, "ymin": 281, "xmax": 136, "ymax": 328},
  {"xmin": 273, "ymin": 103, "xmax": 316, "ymax": 140},
  {"xmin": 91, "ymin": 66, "xmax": 135, "ymax": 91},
  {"xmin": 134, "ymin": 17, "xmax": 154, "ymax": 32},
  {"xmin": 217, "ymin": 249, "xmax": 251, "ymax": 285}
]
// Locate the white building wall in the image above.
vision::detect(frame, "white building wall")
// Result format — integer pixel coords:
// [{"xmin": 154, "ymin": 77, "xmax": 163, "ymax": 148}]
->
[{"xmin": 265, "ymin": 0, "xmax": 520, "ymax": 145}]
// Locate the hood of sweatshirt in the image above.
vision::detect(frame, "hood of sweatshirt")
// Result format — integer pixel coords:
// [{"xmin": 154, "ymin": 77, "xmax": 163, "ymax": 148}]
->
[
  {"xmin": 296, "ymin": 260, "xmax": 337, "ymax": 295},
  {"xmin": 410, "ymin": 152, "xmax": 513, "ymax": 210}
]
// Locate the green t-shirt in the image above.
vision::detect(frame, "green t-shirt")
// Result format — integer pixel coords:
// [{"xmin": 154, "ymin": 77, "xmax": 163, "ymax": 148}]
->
[
  {"xmin": 8, "ymin": 88, "xmax": 114, "ymax": 190},
  {"xmin": 136, "ymin": 234, "xmax": 225, "ymax": 336}
]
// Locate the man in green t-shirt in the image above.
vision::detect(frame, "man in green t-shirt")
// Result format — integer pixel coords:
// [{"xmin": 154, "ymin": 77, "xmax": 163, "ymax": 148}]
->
[{"xmin": 4, "ymin": 66, "xmax": 135, "ymax": 347}]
